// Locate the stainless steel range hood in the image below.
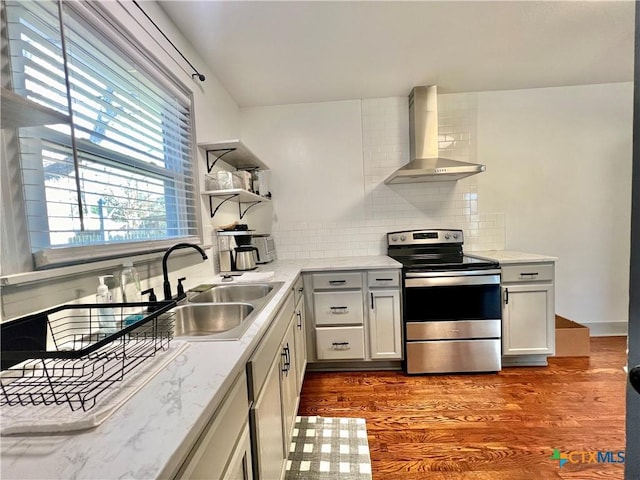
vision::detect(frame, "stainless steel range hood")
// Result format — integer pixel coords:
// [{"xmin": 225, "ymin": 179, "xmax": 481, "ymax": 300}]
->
[{"xmin": 384, "ymin": 85, "xmax": 485, "ymax": 184}]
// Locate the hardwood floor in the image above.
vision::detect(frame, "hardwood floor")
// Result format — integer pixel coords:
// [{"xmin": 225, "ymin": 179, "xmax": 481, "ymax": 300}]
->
[{"xmin": 297, "ymin": 337, "xmax": 627, "ymax": 480}]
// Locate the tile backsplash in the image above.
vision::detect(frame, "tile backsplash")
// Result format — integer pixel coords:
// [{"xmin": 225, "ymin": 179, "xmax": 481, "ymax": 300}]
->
[{"xmin": 272, "ymin": 95, "xmax": 505, "ymax": 258}]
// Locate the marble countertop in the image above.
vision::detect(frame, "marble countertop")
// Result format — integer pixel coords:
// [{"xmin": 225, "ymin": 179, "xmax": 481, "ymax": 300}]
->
[
  {"xmin": 467, "ymin": 250, "xmax": 558, "ymax": 264},
  {"xmin": 0, "ymin": 256, "xmax": 401, "ymax": 480}
]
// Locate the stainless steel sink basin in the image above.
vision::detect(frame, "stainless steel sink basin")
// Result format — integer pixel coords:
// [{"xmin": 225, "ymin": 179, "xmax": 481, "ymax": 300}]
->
[
  {"xmin": 171, "ymin": 303, "xmax": 254, "ymax": 338},
  {"xmin": 188, "ymin": 283, "xmax": 273, "ymax": 303},
  {"xmin": 171, "ymin": 281, "xmax": 284, "ymax": 341}
]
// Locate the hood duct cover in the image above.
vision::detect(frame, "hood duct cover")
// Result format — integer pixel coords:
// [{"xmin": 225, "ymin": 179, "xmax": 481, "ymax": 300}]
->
[{"xmin": 384, "ymin": 85, "xmax": 485, "ymax": 184}]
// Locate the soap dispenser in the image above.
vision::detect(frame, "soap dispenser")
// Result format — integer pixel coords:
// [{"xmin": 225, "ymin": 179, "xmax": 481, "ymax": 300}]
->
[{"xmin": 96, "ymin": 275, "xmax": 116, "ymax": 332}]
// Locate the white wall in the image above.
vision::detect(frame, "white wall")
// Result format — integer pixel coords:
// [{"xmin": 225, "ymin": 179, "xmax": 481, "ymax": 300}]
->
[
  {"xmin": 241, "ymin": 96, "xmax": 506, "ymax": 259},
  {"xmin": 241, "ymin": 83, "xmax": 632, "ymax": 331},
  {"xmin": 477, "ymin": 83, "xmax": 633, "ymax": 331}
]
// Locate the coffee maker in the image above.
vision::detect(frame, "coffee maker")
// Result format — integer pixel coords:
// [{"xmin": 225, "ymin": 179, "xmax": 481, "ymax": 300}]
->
[{"xmin": 217, "ymin": 226, "xmax": 260, "ymax": 272}]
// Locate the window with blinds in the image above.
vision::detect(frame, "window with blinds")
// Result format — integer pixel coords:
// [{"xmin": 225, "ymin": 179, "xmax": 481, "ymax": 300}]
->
[{"xmin": 4, "ymin": 0, "xmax": 198, "ymax": 268}]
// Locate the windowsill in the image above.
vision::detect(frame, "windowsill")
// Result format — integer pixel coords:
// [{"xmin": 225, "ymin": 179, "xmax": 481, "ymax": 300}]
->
[{"xmin": 0, "ymin": 244, "xmax": 212, "ymax": 287}]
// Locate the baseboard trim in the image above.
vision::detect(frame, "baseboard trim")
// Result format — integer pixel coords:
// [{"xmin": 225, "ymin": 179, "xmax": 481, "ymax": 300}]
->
[
  {"xmin": 307, "ymin": 360, "xmax": 402, "ymax": 372},
  {"xmin": 502, "ymin": 355, "xmax": 549, "ymax": 367},
  {"xmin": 582, "ymin": 321, "xmax": 628, "ymax": 337}
]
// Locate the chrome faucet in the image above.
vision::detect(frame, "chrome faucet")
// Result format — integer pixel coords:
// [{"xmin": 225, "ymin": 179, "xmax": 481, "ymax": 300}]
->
[{"xmin": 162, "ymin": 243, "xmax": 208, "ymax": 301}]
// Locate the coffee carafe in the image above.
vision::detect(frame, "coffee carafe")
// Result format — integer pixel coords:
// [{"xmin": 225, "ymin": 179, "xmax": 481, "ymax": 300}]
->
[{"xmin": 234, "ymin": 245, "xmax": 260, "ymax": 271}]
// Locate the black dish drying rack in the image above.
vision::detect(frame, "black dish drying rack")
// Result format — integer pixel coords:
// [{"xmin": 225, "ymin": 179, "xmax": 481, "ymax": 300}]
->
[{"xmin": 0, "ymin": 301, "xmax": 176, "ymax": 412}]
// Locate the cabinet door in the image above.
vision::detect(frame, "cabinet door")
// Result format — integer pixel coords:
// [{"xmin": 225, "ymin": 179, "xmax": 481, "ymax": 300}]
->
[
  {"xmin": 502, "ymin": 284, "xmax": 555, "ymax": 355},
  {"xmin": 251, "ymin": 358, "xmax": 286, "ymax": 480},
  {"xmin": 369, "ymin": 289, "xmax": 402, "ymax": 359},
  {"xmin": 293, "ymin": 300, "xmax": 307, "ymax": 394},
  {"xmin": 223, "ymin": 423, "xmax": 253, "ymax": 480},
  {"xmin": 177, "ymin": 373, "xmax": 249, "ymax": 480},
  {"xmin": 280, "ymin": 321, "xmax": 298, "ymax": 451}
]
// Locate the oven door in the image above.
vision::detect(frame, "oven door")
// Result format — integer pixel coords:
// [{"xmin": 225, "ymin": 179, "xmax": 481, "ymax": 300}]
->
[{"xmin": 404, "ymin": 269, "xmax": 501, "ymax": 322}]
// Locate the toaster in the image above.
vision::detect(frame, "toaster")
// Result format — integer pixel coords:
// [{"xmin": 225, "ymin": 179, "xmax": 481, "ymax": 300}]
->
[{"xmin": 251, "ymin": 235, "xmax": 277, "ymax": 264}]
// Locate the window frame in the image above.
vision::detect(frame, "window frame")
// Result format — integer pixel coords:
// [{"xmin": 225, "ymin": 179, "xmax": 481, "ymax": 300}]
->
[{"xmin": 1, "ymin": 0, "xmax": 203, "ymax": 272}]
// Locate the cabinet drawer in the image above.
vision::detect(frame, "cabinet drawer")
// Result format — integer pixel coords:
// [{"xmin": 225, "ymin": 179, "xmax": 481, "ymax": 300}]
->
[
  {"xmin": 367, "ymin": 270, "xmax": 400, "ymax": 288},
  {"xmin": 502, "ymin": 263, "xmax": 554, "ymax": 283},
  {"xmin": 312, "ymin": 272, "xmax": 362, "ymax": 289},
  {"xmin": 314, "ymin": 291, "xmax": 363, "ymax": 326},
  {"xmin": 316, "ymin": 326, "xmax": 365, "ymax": 360}
]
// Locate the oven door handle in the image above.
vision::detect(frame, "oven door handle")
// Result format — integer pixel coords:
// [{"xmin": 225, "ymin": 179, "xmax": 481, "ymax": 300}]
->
[
  {"xmin": 405, "ymin": 271, "xmax": 501, "ymax": 287},
  {"xmin": 405, "ymin": 269, "xmax": 501, "ymax": 278}
]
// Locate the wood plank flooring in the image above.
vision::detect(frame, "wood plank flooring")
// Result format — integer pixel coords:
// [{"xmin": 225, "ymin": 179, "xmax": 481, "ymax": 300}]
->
[{"xmin": 297, "ymin": 337, "xmax": 627, "ymax": 480}]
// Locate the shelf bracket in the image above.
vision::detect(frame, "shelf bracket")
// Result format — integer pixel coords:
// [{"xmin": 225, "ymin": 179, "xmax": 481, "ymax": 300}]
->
[
  {"xmin": 238, "ymin": 201, "xmax": 261, "ymax": 219},
  {"xmin": 206, "ymin": 148, "xmax": 236, "ymax": 173},
  {"xmin": 208, "ymin": 194, "xmax": 238, "ymax": 218}
]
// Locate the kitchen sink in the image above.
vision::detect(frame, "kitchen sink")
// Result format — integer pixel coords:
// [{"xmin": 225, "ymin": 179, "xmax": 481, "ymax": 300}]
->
[
  {"xmin": 171, "ymin": 303, "xmax": 255, "ymax": 339},
  {"xmin": 171, "ymin": 281, "xmax": 284, "ymax": 341},
  {"xmin": 188, "ymin": 283, "xmax": 273, "ymax": 303}
]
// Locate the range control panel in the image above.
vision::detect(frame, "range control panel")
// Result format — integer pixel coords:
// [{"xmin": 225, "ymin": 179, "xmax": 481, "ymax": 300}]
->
[{"xmin": 387, "ymin": 229, "xmax": 463, "ymax": 246}]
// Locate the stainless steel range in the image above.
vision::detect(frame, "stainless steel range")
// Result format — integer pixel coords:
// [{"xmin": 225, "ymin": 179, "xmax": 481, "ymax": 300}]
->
[{"xmin": 387, "ymin": 229, "xmax": 502, "ymax": 374}]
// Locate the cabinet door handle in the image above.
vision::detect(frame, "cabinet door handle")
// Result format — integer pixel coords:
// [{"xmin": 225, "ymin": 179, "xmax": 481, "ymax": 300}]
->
[
  {"xmin": 329, "ymin": 280, "xmax": 346, "ymax": 285},
  {"xmin": 296, "ymin": 311, "xmax": 302, "ymax": 329},
  {"xmin": 330, "ymin": 306, "xmax": 349, "ymax": 314},
  {"xmin": 331, "ymin": 341, "xmax": 350, "ymax": 351},
  {"xmin": 298, "ymin": 287, "xmax": 304, "ymax": 293},
  {"xmin": 281, "ymin": 349, "xmax": 288, "ymax": 374},
  {"xmin": 504, "ymin": 288, "xmax": 509, "ymax": 305},
  {"xmin": 281, "ymin": 344, "xmax": 291, "ymax": 375},
  {"xmin": 370, "ymin": 292, "xmax": 374, "ymax": 309},
  {"xmin": 519, "ymin": 272, "xmax": 539, "ymax": 278}
]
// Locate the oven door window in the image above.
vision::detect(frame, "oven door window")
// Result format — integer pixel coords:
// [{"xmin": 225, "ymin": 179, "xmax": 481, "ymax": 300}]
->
[{"xmin": 404, "ymin": 284, "xmax": 501, "ymax": 321}]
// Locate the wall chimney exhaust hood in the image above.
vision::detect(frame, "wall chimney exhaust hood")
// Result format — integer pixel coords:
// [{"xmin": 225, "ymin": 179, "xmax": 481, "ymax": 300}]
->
[{"xmin": 384, "ymin": 85, "xmax": 485, "ymax": 184}]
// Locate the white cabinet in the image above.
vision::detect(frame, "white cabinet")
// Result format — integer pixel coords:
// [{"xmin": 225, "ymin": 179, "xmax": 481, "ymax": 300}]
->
[
  {"xmin": 176, "ymin": 371, "xmax": 252, "ymax": 480},
  {"xmin": 304, "ymin": 268, "xmax": 402, "ymax": 365},
  {"xmin": 247, "ymin": 284, "xmax": 307, "ymax": 480},
  {"xmin": 369, "ymin": 289, "xmax": 402, "ymax": 360},
  {"xmin": 501, "ymin": 262, "xmax": 555, "ymax": 362},
  {"xmin": 279, "ymin": 319, "xmax": 298, "ymax": 446},
  {"xmin": 292, "ymin": 276, "xmax": 307, "ymax": 393},
  {"xmin": 307, "ymin": 271, "xmax": 365, "ymax": 362},
  {"xmin": 367, "ymin": 270, "xmax": 402, "ymax": 360},
  {"xmin": 251, "ymin": 355, "xmax": 286, "ymax": 480}
]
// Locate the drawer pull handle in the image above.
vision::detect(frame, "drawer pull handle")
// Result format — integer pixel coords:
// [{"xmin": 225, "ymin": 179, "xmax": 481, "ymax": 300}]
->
[
  {"xmin": 519, "ymin": 272, "xmax": 539, "ymax": 278},
  {"xmin": 331, "ymin": 341, "xmax": 351, "ymax": 351},
  {"xmin": 375, "ymin": 278, "xmax": 393, "ymax": 282},
  {"xmin": 329, "ymin": 280, "xmax": 346, "ymax": 285},
  {"xmin": 330, "ymin": 306, "xmax": 349, "ymax": 314}
]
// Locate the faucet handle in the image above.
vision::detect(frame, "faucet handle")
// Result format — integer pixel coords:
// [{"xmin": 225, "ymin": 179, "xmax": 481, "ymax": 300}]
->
[
  {"xmin": 140, "ymin": 288, "xmax": 158, "ymax": 313},
  {"xmin": 141, "ymin": 288, "xmax": 157, "ymax": 301},
  {"xmin": 177, "ymin": 277, "xmax": 187, "ymax": 297},
  {"xmin": 141, "ymin": 288, "xmax": 157, "ymax": 312}
]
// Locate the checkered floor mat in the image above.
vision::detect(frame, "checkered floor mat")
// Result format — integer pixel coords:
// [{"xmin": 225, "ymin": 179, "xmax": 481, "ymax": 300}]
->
[{"xmin": 285, "ymin": 416, "xmax": 372, "ymax": 480}]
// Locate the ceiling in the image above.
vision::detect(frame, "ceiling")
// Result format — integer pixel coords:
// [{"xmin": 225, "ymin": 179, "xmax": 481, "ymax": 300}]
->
[{"xmin": 158, "ymin": 1, "xmax": 635, "ymax": 108}]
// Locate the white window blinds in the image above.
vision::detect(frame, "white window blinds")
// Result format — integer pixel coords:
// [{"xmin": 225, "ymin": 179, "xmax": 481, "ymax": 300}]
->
[{"xmin": 4, "ymin": 0, "xmax": 198, "ymax": 268}]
